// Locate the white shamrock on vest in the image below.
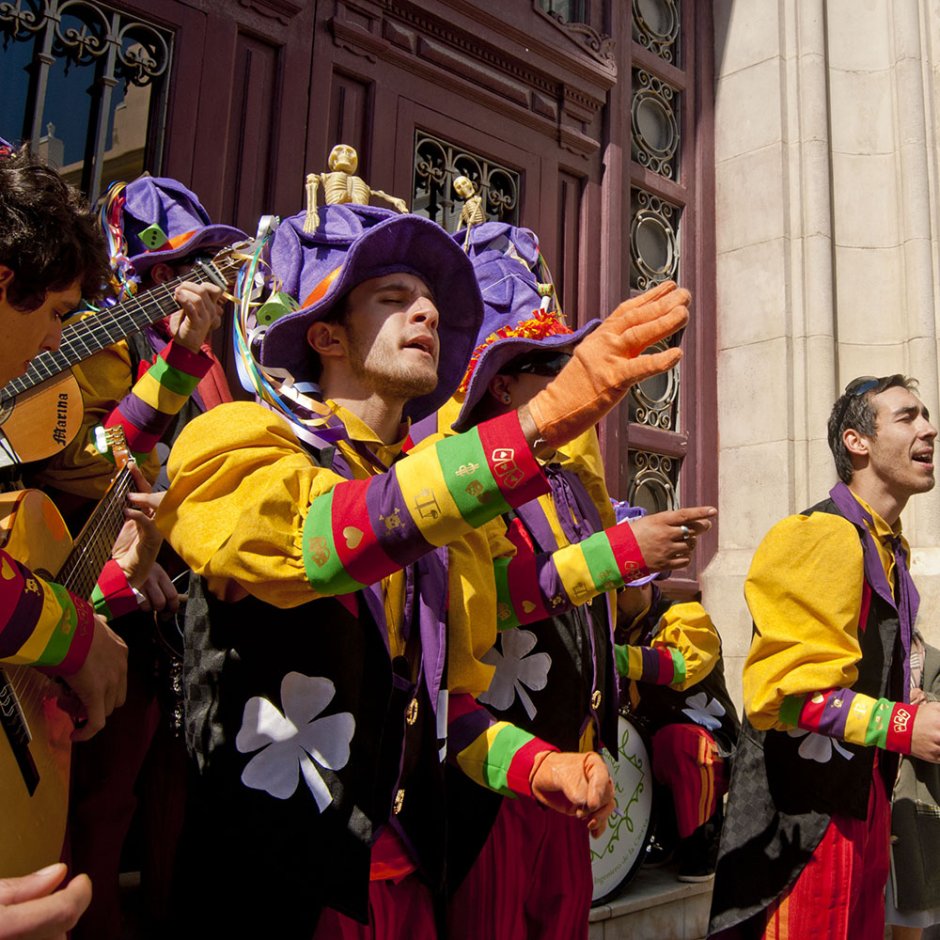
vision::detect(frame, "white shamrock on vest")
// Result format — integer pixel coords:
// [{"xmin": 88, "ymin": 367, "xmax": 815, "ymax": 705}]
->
[
  {"xmin": 786, "ymin": 727, "xmax": 854, "ymax": 763},
  {"xmin": 236, "ymin": 672, "xmax": 355, "ymax": 809},
  {"xmin": 479, "ymin": 628, "xmax": 551, "ymax": 720},
  {"xmin": 681, "ymin": 691, "xmax": 726, "ymax": 731}
]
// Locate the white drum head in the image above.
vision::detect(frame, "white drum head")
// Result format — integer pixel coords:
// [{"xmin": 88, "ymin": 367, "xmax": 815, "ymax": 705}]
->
[{"xmin": 590, "ymin": 713, "xmax": 655, "ymax": 904}]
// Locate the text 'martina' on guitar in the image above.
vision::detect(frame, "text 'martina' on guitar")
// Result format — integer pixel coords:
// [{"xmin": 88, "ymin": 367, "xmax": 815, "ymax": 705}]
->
[{"xmin": 0, "ymin": 241, "xmax": 256, "ymax": 469}]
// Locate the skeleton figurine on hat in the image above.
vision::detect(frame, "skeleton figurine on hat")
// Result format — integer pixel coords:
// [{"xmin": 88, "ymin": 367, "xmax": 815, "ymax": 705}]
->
[{"xmin": 303, "ymin": 144, "xmax": 409, "ymax": 233}]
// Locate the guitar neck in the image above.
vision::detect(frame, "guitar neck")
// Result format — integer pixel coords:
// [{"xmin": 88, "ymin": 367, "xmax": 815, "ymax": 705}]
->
[
  {"xmin": 1, "ymin": 258, "xmax": 232, "ymax": 402},
  {"xmin": 56, "ymin": 467, "xmax": 134, "ymax": 600}
]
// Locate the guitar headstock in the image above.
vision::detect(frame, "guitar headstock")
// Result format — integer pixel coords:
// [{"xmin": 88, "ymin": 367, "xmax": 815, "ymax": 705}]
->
[
  {"xmin": 94, "ymin": 426, "xmax": 130, "ymax": 472},
  {"xmin": 201, "ymin": 237, "xmax": 266, "ymax": 287}
]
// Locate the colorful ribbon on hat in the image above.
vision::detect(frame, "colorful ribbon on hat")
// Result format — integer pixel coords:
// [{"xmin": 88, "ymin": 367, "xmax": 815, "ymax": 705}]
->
[
  {"xmin": 231, "ymin": 240, "xmax": 350, "ymax": 448},
  {"xmin": 99, "ymin": 181, "xmax": 138, "ymax": 302}
]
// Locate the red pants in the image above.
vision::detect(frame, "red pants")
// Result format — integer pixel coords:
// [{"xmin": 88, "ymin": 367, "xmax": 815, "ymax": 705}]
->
[
  {"xmin": 311, "ymin": 874, "xmax": 436, "ymax": 940},
  {"xmin": 447, "ymin": 795, "xmax": 593, "ymax": 940},
  {"xmin": 760, "ymin": 766, "xmax": 891, "ymax": 940},
  {"xmin": 651, "ymin": 723, "xmax": 729, "ymax": 838}
]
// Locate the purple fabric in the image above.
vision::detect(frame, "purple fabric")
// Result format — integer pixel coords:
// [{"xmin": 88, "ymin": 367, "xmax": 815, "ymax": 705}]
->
[
  {"xmin": 460, "ymin": 222, "xmax": 541, "ymax": 268},
  {"xmin": 828, "ymin": 482, "xmax": 918, "ymax": 697},
  {"xmin": 122, "ymin": 176, "xmax": 246, "ymax": 273},
  {"xmin": 326, "ymin": 445, "xmax": 448, "ymax": 716},
  {"xmin": 452, "ymin": 232, "xmax": 599, "ymax": 431},
  {"xmin": 261, "ymin": 204, "xmax": 483, "ymax": 424},
  {"xmin": 365, "ymin": 468, "xmax": 434, "ymax": 569}
]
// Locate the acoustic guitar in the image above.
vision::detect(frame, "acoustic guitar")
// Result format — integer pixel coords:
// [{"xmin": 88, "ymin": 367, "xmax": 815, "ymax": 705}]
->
[
  {"xmin": 0, "ymin": 428, "xmax": 131, "ymax": 875},
  {"xmin": 0, "ymin": 243, "xmax": 252, "ymax": 469}
]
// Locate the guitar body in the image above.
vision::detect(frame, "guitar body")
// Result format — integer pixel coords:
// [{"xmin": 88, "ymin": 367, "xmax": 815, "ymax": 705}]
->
[
  {"xmin": 0, "ymin": 373, "xmax": 84, "ymax": 469},
  {"xmin": 0, "ymin": 489, "xmax": 75, "ymax": 875}
]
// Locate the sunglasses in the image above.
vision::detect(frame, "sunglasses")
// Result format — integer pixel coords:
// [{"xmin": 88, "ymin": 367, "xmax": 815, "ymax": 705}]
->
[
  {"xmin": 832, "ymin": 375, "xmax": 886, "ymax": 430},
  {"xmin": 512, "ymin": 352, "xmax": 572, "ymax": 378}
]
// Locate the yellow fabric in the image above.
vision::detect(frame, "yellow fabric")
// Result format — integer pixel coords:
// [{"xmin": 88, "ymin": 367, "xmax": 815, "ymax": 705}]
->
[
  {"xmin": 157, "ymin": 400, "xmax": 393, "ymax": 610},
  {"xmin": 32, "ymin": 338, "xmax": 161, "ymax": 500},
  {"xmin": 743, "ymin": 492, "xmax": 901, "ymax": 731},
  {"xmin": 621, "ymin": 599, "xmax": 721, "ymax": 691},
  {"xmin": 158, "ymin": 398, "xmax": 499, "ymax": 677},
  {"xmin": 655, "ymin": 602, "xmax": 720, "ymax": 690}
]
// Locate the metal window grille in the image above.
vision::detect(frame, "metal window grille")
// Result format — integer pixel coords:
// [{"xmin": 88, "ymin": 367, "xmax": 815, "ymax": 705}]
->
[
  {"xmin": 0, "ymin": 0, "xmax": 173, "ymax": 202},
  {"xmin": 412, "ymin": 131, "xmax": 520, "ymax": 234}
]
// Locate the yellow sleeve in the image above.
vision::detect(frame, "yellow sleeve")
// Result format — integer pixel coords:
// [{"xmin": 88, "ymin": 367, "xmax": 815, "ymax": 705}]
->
[
  {"xmin": 446, "ymin": 527, "xmax": 499, "ymax": 697},
  {"xmin": 31, "ymin": 341, "xmax": 160, "ymax": 499},
  {"xmin": 651, "ymin": 601, "xmax": 720, "ymax": 690},
  {"xmin": 743, "ymin": 511, "xmax": 864, "ymax": 730},
  {"xmin": 155, "ymin": 401, "xmax": 345, "ymax": 608}
]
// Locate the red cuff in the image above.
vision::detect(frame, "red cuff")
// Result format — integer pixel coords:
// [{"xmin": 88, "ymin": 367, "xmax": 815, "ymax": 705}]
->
[
  {"xmin": 885, "ymin": 702, "xmax": 918, "ymax": 755},
  {"xmin": 478, "ymin": 410, "xmax": 549, "ymax": 509},
  {"xmin": 162, "ymin": 339, "xmax": 213, "ymax": 378},
  {"xmin": 508, "ymin": 738, "xmax": 558, "ymax": 797},
  {"xmin": 97, "ymin": 559, "xmax": 139, "ymax": 620},
  {"xmin": 607, "ymin": 521, "xmax": 650, "ymax": 584},
  {"xmin": 49, "ymin": 595, "xmax": 96, "ymax": 676}
]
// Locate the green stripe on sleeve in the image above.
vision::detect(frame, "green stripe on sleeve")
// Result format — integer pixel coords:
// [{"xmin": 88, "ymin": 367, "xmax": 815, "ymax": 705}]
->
[
  {"xmin": 34, "ymin": 582, "xmax": 78, "ymax": 666},
  {"xmin": 779, "ymin": 694, "xmax": 804, "ymax": 727},
  {"xmin": 579, "ymin": 531, "xmax": 623, "ymax": 593},
  {"xmin": 302, "ymin": 490, "xmax": 365, "ymax": 596},
  {"xmin": 669, "ymin": 647, "xmax": 687, "ymax": 686},
  {"xmin": 864, "ymin": 698, "xmax": 892, "ymax": 748},
  {"xmin": 482, "ymin": 723, "xmax": 537, "ymax": 794},
  {"xmin": 437, "ymin": 429, "xmax": 509, "ymax": 527},
  {"xmin": 493, "ymin": 557, "xmax": 519, "ymax": 631},
  {"xmin": 147, "ymin": 355, "xmax": 201, "ymax": 396}
]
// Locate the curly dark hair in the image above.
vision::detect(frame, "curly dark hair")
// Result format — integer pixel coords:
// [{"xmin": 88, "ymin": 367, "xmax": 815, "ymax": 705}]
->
[{"xmin": 0, "ymin": 145, "xmax": 111, "ymax": 311}]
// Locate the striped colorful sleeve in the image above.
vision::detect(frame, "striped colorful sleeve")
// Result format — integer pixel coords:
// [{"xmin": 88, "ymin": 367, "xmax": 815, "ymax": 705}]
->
[
  {"xmin": 614, "ymin": 600, "xmax": 717, "ymax": 689},
  {"xmin": 491, "ymin": 519, "xmax": 648, "ymax": 631},
  {"xmin": 101, "ymin": 340, "xmax": 212, "ymax": 460},
  {"xmin": 90, "ymin": 559, "xmax": 139, "ymax": 621},
  {"xmin": 447, "ymin": 692, "xmax": 557, "ymax": 797},
  {"xmin": 301, "ymin": 410, "xmax": 549, "ymax": 595},
  {"xmin": 614, "ymin": 643, "xmax": 686, "ymax": 686},
  {"xmin": 780, "ymin": 689, "xmax": 919, "ymax": 756},
  {"xmin": 0, "ymin": 550, "xmax": 95, "ymax": 674}
]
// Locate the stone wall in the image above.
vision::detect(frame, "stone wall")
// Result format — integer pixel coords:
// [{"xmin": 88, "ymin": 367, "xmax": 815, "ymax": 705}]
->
[{"xmin": 704, "ymin": 0, "xmax": 940, "ymax": 707}]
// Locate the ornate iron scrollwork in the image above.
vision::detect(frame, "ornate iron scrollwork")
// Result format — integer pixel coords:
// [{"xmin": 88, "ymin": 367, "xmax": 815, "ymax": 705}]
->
[
  {"xmin": 631, "ymin": 0, "xmax": 680, "ymax": 64},
  {"xmin": 627, "ymin": 451, "xmax": 678, "ymax": 513},
  {"xmin": 1, "ymin": 0, "xmax": 172, "ymax": 199},
  {"xmin": 630, "ymin": 188, "xmax": 680, "ymax": 290},
  {"xmin": 631, "ymin": 68, "xmax": 679, "ymax": 179},
  {"xmin": 412, "ymin": 131, "xmax": 520, "ymax": 232}
]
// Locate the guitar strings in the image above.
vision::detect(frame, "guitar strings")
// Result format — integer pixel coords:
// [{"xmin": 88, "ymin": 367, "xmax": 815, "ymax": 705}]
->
[{"xmin": 1, "ymin": 256, "xmax": 236, "ymax": 399}]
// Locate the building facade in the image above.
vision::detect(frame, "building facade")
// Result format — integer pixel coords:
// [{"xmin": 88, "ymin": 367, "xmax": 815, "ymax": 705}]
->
[{"xmin": 4, "ymin": 0, "xmax": 939, "ymax": 706}]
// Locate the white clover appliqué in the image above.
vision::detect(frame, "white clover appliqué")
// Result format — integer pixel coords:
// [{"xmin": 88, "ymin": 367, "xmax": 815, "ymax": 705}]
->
[
  {"xmin": 786, "ymin": 727, "xmax": 854, "ymax": 764},
  {"xmin": 235, "ymin": 672, "xmax": 355, "ymax": 809},
  {"xmin": 681, "ymin": 691, "xmax": 726, "ymax": 731},
  {"xmin": 479, "ymin": 629, "xmax": 551, "ymax": 720}
]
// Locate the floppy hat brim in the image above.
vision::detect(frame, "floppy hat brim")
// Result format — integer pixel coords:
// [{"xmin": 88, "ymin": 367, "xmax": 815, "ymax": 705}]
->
[
  {"xmin": 128, "ymin": 223, "xmax": 248, "ymax": 273},
  {"xmin": 451, "ymin": 319, "xmax": 600, "ymax": 432},
  {"xmin": 261, "ymin": 213, "xmax": 483, "ymax": 424}
]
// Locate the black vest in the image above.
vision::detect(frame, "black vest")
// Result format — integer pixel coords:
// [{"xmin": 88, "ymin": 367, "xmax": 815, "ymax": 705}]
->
[
  {"xmin": 446, "ymin": 497, "xmax": 619, "ymax": 893},
  {"xmin": 709, "ymin": 498, "xmax": 905, "ymax": 937},
  {"xmin": 176, "ymin": 493, "xmax": 446, "ymax": 936}
]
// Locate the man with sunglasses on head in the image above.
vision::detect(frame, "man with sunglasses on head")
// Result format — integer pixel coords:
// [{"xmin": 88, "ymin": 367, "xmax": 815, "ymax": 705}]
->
[{"xmin": 709, "ymin": 375, "xmax": 940, "ymax": 940}]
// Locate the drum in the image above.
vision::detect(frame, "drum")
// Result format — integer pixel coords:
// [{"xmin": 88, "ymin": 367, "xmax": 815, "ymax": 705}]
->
[{"xmin": 590, "ymin": 713, "xmax": 656, "ymax": 905}]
